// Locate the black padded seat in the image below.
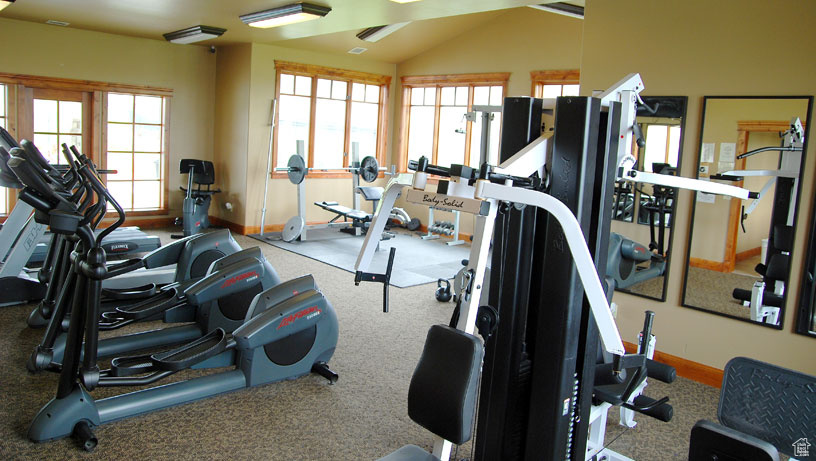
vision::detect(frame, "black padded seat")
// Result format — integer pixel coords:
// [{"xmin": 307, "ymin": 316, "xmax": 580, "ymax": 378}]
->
[
  {"xmin": 313, "ymin": 201, "xmax": 371, "ymax": 221},
  {"xmin": 379, "ymin": 325, "xmax": 483, "ymax": 461},
  {"xmin": 357, "ymin": 186, "xmax": 384, "ymax": 201}
]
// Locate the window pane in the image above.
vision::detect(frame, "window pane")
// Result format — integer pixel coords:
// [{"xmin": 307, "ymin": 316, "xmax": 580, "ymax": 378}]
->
[
  {"xmin": 33, "ymin": 99, "xmax": 58, "ymax": 132},
  {"xmin": 350, "ymin": 102, "xmax": 378, "ymax": 160},
  {"xmin": 58, "ymin": 135, "xmax": 83, "ymax": 159},
  {"xmin": 410, "ymin": 88, "xmax": 424, "ymax": 106},
  {"xmin": 0, "ymin": 117, "xmax": 5, "ymax": 130},
  {"xmin": 279, "ymin": 73, "xmax": 295, "ymax": 94},
  {"xmin": 134, "ymin": 153, "xmax": 161, "ymax": 180},
  {"xmin": 0, "ymin": 85, "xmax": 5, "ymax": 117},
  {"xmin": 135, "ymin": 95, "xmax": 162, "ymax": 124},
  {"xmin": 540, "ymin": 85, "xmax": 562, "ymax": 98},
  {"xmin": 668, "ymin": 126, "xmax": 681, "ymax": 167},
  {"xmin": 473, "ymin": 86, "xmax": 489, "ymax": 106},
  {"xmin": 437, "ymin": 106, "xmax": 467, "ymax": 168},
  {"xmin": 313, "ymin": 99, "xmax": 346, "ymax": 169},
  {"xmin": 470, "ymin": 115, "xmax": 483, "ymax": 168},
  {"xmin": 133, "ymin": 181, "xmax": 161, "ymax": 209},
  {"xmin": 134, "ymin": 124, "xmax": 161, "ymax": 152},
  {"xmin": 317, "ymin": 78, "xmax": 332, "ymax": 98},
  {"xmin": 440, "ymin": 87, "xmax": 455, "ymax": 106},
  {"xmin": 108, "ymin": 123, "xmax": 134, "ymax": 151},
  {"xmin": 295, "ymin": 75, "xmax": 312, "ymax": 96},
  {"xmin": 562, "ymin": 84, "xmax": 580, "ymax": 96},
  {"xmin": 469, "ymin": 112, "xmax": 502, "ymax": 168},
  {"xmin": 489, "ymin": 113, "xmax": 502, "ymax": 165},
  {"xmin": 455, "ymin": 87, "xmax": 468, "ymax": 106},
  {"xmin": 365, "ymin": 84, "xmax": 379, "ymax": 103},
  {"xmin": 0, "ymin": 188, "xmax": 6, "ymax": 215},
  {"xmin": 108, "ymin": 94, "xmax": 134, "ymax": 123},
  {"xmin": 407, "ymin": 106, "xmax": 434, "ymax": 163},
  {"xmin": 276, "ymin": 94, "xmax": 311, "ymax": 168},
  {"xmin": 423, "ymin": 87, "xmax": 436, "ymax": 106},
  {"xmin": 489, "ymin": 86, "xmax": 503, "ymax": 106},
  {"xmin": 352, "ymin": 83, "xmax": 365, "ymax": 102},
  {"xmin": 107, "ymin": 152, "xmax": 133, "ymax": 180},
  {"xmin": 33, "ymin": 134, "xmax": 59, "ymax": 164},
  {"xmin": 644, "ymin": 125, "xmax": 668, "ymax": 172},
  {"xmin": 107, "ymin": 181, "xmax": 133, "ymax": 210},
  {"xmin": 332, "ymin": 81, "xmax": 347, "ymax": 100},
  {"xmin": 58, "ymin": 101, "xmax": 83, "ymax": 134}
]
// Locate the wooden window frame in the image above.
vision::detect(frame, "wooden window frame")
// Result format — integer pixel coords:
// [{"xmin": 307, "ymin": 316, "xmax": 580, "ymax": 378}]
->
[
  {"xmin": 530, "ymin": 69, "xmax": 580, "ymax": 97},
  {"xmin": 399, "ymin": 72, "xmax": 510, "ymax": 173},
  {"xmin": 0, "ymin": 72, "xmax": 173, "ymax": 216},
  {"xmin": 270, "ymin": 60, "xmax": 391, "ymax": 180}
]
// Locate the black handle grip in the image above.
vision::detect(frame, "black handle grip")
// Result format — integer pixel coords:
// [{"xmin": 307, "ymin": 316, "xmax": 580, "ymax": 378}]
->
[
  {"xmin": 632, "ymin": 395, "xmax": 673, "ymax": 422},
  {"xmin": 748, "ymin": 191, "xmax": 759, "ymax": 199},
  {"xmin": 646, "ymin": 359, "xmax": 676, "ymax": 383}
]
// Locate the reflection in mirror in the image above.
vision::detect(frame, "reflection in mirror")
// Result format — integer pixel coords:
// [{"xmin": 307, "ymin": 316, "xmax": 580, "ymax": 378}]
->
[
  {"xmin": 797, "ymin": 178, "xmax": 816, "ymax": 337},
  {"xmin": 608, "ymin": 96, "xmax": 687, "ymax": 301},
  {"xmin": 683, "ymin": 96, "xmax": 813, "ymax": 328}
]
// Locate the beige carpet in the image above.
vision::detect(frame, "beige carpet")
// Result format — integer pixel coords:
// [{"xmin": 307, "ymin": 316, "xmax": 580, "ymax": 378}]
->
[
  {"xmin": 0, "ymin": 228, "xmax": 722, "ymax": 460},
  {"xmin": 684, "ymin": 266, "xmax": 760, "ymax": 320}
]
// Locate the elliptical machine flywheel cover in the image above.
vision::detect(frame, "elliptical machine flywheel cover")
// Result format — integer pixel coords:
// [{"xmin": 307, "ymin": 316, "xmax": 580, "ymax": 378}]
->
[{"xmin": 282, "ymin": 216, "xmax": 305, "ymax": 242}]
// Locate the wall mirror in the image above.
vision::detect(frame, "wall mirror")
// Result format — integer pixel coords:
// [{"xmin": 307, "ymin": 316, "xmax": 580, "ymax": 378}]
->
[
  {"xmin": 608, "ymin": 96, "xmax": 687, "ymax": 301},
  {"xmin": 683, "ymin": 96, "xmax": 812, "ymax": 328},
  {"xmin": 796, "ymin": 183, "xmax": 816, "ymax": 338}
]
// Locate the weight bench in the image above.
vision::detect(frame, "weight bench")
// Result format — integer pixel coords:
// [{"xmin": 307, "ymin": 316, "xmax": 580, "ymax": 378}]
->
[{"xmin": 313, "ymin": 201, "xmax": 394, "ymax": 241}]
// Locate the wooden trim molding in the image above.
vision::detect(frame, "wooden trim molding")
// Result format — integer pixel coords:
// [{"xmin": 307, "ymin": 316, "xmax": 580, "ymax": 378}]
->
[
  {"xmin": 274, "ymin": 60, "xmax": 392, "ymax": 85},
  {"xmin": 530, "ymin": 69, "xmax": 580, "ymax": 83},
  {"xmin": 623, "ymin": 341, "xmax": 724, "ymax": 388},
  {"xmin": 689, "ymin": 257, "xmax": 729, "ymax": 272},
  {"xmin": 401, "ymin": 72, "xmax": 510, "ymax": 86},
  {"xmin": 736, "ymin": 120, "xmax": 805, "ymax": 132},
  {"xmin": 0, "ymin": 73, "xmax": 173, "ymax": 96},
  {"xmin": 736, "ymin": 247, "xmax": 761, "ymax": 262}
]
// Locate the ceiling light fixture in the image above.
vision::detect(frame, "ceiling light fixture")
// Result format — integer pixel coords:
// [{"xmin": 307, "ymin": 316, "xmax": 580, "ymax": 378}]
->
[
  {"xmin": 348, "ymin": 47, "xmax": 367, "ymax": 55},
  {"xmin": 163, "ymin": 25, "xmax": 227, "ymax": 44},
  {"xmin": 0, "ymin": 0, "xmax": 16, "ymax": 13},
  {"xmin": 240, "ymin": 3, "xmax": 331, "ymax": 29},
  {"xmin": 46, "ymin": 20, "xmax": 70, "ymax": 27},
  {"xmin": 356, "ymin": 22, "xmax": 409, "ymax": 42},
  {"xmin": 388, "ymin": 0, "xmax": 422, "ymax": 3},
  {"xmin": 529, "ymin": 2, "xmax": 584, "ymax": 19}
]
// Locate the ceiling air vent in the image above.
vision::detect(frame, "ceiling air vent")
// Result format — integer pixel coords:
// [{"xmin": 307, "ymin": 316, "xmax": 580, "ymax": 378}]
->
[
  {"xmin": 46, "ymin": 20, "xmax": 70, "ymax": 26},
  {"xmin": 348, "ymin": 47, "xmax": 368, "ymax": 55}
]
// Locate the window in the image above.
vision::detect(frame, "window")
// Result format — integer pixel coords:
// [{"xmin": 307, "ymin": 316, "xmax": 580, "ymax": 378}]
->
[
  {"xmin": 31, "ymin": 91, "xmax": 85, "ymax": 165},
  {"xmin": 641, "ymin": 123, "xmax": 681, "ymax": 172},
  {"xmin": 531, "ymin": 70, "xmax": 580, "ymax": 98},
  {"xmin": 105, "ymin": 93, "xmax": 168, "ymax": 211},
  {"xmin": 273, "ymin": 61, "xmax": 390, "ymax": 175},
  {"xmin": 401, "ymin": 73, "xmax": 509, "ymax": 170}
]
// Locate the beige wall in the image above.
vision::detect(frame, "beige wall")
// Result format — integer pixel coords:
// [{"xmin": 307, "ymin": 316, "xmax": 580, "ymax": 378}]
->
[
  {"xmin": 582, "ymin": 0, "xmax": 816, "ymax": 374},
  {"xmin": 0, "ymin": 18, "xmax": 216, "ymax": 217},
  {"xmin": 212, "ymin": 44, "xmax": 252, "ymax": 223},
  {"xmin": 393, "ymin": 7, "xmax": 584, "ymax": 234}
]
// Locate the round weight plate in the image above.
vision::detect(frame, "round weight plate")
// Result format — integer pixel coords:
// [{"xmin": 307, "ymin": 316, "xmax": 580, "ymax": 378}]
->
[
  {"xmin": 287, "ymin": 155, "xmax": 307, "ymax": 185},
  {"xmin": 359, "ymin": 156, "xmax": 379, "ymax": 183},
  {"xmin": 406, "ymin": 217, "xmax": 421, "ymax": 231},
  {"xmin": 282, "ymin": 216, "xmax": 305, "ymax": 242}
]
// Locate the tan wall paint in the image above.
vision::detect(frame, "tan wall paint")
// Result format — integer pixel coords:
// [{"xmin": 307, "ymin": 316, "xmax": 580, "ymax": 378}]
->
[
  {"xmin": 691, "ymin": 99, "xmax": 808, "ymax": 261},
  {"xmin": 241, "ymin": 43, "xmax": 396, "ymax": 229},
  {"xmin": 212, "ymin": 44, "xmax": 252, "ymax": 223},
  {"xmin": 0, "ymin": 18, "xmax": 216, "ymax": 216},
  {"xmin": 581, "ymin": 0, "xmax": 816, "ymax": 374},
  {"xmin": 393, "ymin": 8, "xmax": 584, "ymax": 233}
]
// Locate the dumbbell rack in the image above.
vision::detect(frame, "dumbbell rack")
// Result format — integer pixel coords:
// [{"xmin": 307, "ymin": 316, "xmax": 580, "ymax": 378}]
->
[{"xmin": 420, "ymin": 207, "xmax": 464, "ymax": 246}]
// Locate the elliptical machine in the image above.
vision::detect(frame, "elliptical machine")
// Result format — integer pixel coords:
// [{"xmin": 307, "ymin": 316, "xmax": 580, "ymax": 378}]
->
[{"xmin": 9, "ymin": 145, "xmax": 339, "ymax": 452}]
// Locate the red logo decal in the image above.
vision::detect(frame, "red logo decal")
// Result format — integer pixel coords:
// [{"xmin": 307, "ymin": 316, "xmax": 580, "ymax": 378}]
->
[
  {"xmin": 221, "ymin": 270, "xmax": 259, "ymax": 288},
  {"xmin": 277, "ymin": 305, "xmax": 321, "ymax": 330}
]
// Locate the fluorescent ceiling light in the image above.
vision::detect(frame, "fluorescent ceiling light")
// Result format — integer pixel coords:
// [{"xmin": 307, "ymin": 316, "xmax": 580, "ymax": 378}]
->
[
  {"xmin": 356, "ymin": 22, "xmax": 409, "ymax": 42},
  {"xmin": 163, "ymin": 25, "xmax": 227, "ymax": 44},
  {"xmin": 389, "ymin": 0, "xmax": 422, "ymax": 3},
  {"xmin": 0, "ymin": 0, "xmax": 16, "ymax": 12},
  {"xmin": 529, "ymin": 2, "xmax": 584, "ymax": 19},
  {"xmin": 240, "ymin": 3, "xmax": 331, "ymax": 29}
]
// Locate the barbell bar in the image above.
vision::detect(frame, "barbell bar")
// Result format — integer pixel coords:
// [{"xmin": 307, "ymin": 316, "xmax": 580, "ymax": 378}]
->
[{"xmin": 275, "ymin": 153, "xmax": 390, "ymax": 185}]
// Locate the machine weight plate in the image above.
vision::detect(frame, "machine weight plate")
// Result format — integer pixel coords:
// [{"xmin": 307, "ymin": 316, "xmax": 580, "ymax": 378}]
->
[
  {"xmin": 287, "ymin": 155, "xmax": 307, "ymax": 185},
  {"xmin": 359, "ymin": 156, "xmax": 379, "ymax": 183},
  {"xmin": 282, "ymin": 216, "xmax": 306, "ymax": 242}
]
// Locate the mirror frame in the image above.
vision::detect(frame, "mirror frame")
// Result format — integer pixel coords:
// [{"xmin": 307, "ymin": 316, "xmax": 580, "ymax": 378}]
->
[
  {"xmin": 797, "ymin": 191, "xmax": 816, "ymax": 338},
  {"xmin": 614, "ymin": 95, "xmax": 687, "ymax": 302},
  {"xmin": 682, "ymin": 95, "xmax": 813, "ymax": 329}
]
